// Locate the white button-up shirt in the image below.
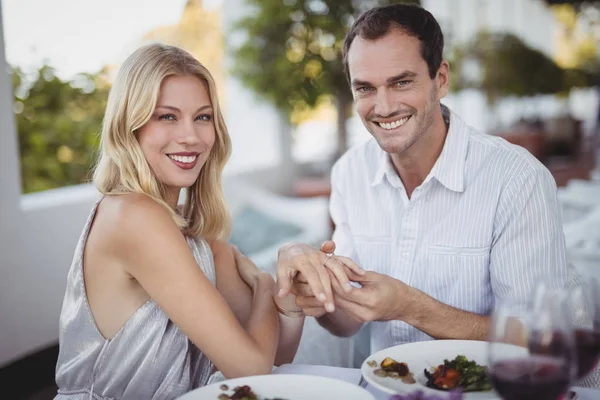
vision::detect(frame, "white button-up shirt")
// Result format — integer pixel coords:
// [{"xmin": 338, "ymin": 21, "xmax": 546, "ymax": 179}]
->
[{"xmin": 330, "ymin": 106, "xmax": 568, "ymax": 353}]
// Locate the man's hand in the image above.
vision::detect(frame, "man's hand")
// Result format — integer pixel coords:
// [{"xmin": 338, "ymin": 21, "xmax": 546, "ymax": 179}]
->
[
  {"xmin": 331, "ymin": 270, "xmax": 415, "ymax": 323},
  {"xmin": 294, "ymin": 267, "xmax": 490, "ymax": 341},
  {"xmin": 276, "ymin": 241, "xmax": 363, "ymax": 313}
]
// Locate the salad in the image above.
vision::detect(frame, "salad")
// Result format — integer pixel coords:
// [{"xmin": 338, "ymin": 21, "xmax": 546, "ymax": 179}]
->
[
  {"xmin": 423, "ymin": 355, "xmax": 492, "ymax": 392},
  {"xmin": 217, "ymin": 384, "xmax": 288, "ymax": 400}
]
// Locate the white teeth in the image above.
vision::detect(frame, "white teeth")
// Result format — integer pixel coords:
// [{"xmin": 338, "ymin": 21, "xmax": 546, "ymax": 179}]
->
[
  {"xmin": 168, "ymin": 154, "xmax": 197, "ymax": 163},
  {"xmin": 378, "ymin": 116, "xmax": 410, "ymax": 130}
]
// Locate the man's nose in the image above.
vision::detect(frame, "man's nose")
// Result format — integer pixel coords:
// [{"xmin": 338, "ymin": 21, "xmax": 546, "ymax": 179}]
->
[{"xmin": 374, "ymin": 89, "xmax": 395, "ymax": 118}]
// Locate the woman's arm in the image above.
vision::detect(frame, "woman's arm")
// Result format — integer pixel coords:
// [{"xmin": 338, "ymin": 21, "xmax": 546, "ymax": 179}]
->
[
  {"xmin": 112, "ymin": 195, "xmax": 278, "ymax": 379},
  {"xmin": 211, "ymin": 240, "xmax": 253, "ymax": 326},
  {"xmin": 211, "ymin": 241, "xmax": 305, "ymax": 365},
  {"xmin": 271, "ymin": 291, "xmax": 305, "ymax": 365}
]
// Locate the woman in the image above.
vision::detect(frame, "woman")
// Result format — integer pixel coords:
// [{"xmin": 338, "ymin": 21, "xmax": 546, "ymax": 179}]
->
[{"xmin": 54, "ymin": 43, "xmax": 308, "ymax": 400}]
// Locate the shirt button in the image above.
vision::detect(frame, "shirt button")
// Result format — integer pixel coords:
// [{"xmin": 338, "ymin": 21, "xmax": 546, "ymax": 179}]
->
[{"xmin": 401, "ymin": 252, "xmax": 409, "ymax": 257}]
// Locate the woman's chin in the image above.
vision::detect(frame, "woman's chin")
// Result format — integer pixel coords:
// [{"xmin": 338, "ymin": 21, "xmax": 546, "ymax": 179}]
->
[{"xmin": 163, "ymin": 178, "xmax": 198, "ymax": 191}]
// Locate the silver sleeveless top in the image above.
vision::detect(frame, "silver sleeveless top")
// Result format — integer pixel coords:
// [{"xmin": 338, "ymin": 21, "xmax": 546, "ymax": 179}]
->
[{"xmin": 55, "ymin": 200, "xmax": 217, "ymax": 400}]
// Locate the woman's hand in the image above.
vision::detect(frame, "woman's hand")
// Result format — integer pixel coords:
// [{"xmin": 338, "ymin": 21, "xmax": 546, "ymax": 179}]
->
[
  {"xmin": 276, "ymin": 241, "xmax": 364, "ymax": 313},
  {"xmin": 232, "ymin": 245, "xmax": 268, "ymax": 289}
]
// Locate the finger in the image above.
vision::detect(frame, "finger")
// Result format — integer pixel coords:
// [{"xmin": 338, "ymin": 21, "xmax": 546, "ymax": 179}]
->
[
  {"xmin": 329, "ymin": 270, "xmax": 354, "ymax": 300},
  {"xmin": 320, "ymin": 240, "xmax": 336, "ymax": 254},
  {"xmin": 314, "ymin": 258, "xmax": 335, "ymax": 312},
  {"xmin": 291, "ymin": 281, "xmax": 313, "ymax": 297},
  {"xmin": 295, "ymin": 295, "xmax": 325, "ymax": 309},
  {"xmin": 295, "ymin": 259, "xmax": 328, "ymax": 306},
  {"xmin": 325, "ymin": 257, "xmax": 354, "ymax": 293},
  {"xmin": 332, "ymin": 274, "xmax": 371, "ymax": 306},
  {"xmin": 344, "ymin": 269, "xmax": 375, "ymax": 283},
  {"xmin": 342, "ymin": 266, "xmax": 366, "ymax": 283},
  {"xmin": 276, "ymin": 265, "xmax": 295, "ymax": 298},
  {"xmin": 294, "ymin": 272, "xmax": 308, "ymax": 284},
  {"xmin": 303, "ymin": 307, "xmax": 328, "ymax": 318},
  {"xmin": 334, "ymin": 296, "xmax": 369, "ymax": 322},
  {"xmin": 335, "ymin": 255, "xmax": 365, "ymax": 275},
  {"xmin": 231, "ymin": 245, "xmax": 248, "ymax": 262}
]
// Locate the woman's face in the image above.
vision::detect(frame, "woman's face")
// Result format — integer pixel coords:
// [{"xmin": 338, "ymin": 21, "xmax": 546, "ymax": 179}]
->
[{"xmin": 137, "ymin": 75, "xmax": 216, "ymax": 202}]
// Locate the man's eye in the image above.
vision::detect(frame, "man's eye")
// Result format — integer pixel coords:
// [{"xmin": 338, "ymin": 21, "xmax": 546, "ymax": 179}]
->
[
  {"xmin": 158, "ymin": 114, "xmax": 176, "ymax": 121},
  {"xmin": 356, "ymin": 86, "xmax": 373, "ymax": 93},
  {"xmin": 395, "ymin": 80, "xmax": 412, "ymax": 86}
]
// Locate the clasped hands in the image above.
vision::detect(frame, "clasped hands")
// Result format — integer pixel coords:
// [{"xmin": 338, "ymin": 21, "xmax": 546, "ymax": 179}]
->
[{"xmin": 276, "ymin": 241, "xmax": 416, "ymax": 323}]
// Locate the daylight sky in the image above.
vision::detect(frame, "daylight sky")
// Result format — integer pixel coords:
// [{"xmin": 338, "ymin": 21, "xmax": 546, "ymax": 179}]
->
[{"xmin": 2, "ymin": 0, "xmax": 223, "ymax": 78}]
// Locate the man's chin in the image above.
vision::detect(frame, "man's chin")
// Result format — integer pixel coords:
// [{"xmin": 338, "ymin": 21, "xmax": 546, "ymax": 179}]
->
[{"xmin": 374, "ymin": 137, "xmax": 411, "ymax": 155}]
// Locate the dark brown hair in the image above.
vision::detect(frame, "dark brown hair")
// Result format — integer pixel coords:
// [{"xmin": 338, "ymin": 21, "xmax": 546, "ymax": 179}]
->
[{"xmin": 342, "ymin": 4, "xmax": 444, "ymax": 83}]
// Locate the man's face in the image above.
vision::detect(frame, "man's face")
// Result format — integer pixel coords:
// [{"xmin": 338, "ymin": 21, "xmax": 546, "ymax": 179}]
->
[{"xmin": 348, "ymin": 27, "xmax": 448, "ymax": 155}]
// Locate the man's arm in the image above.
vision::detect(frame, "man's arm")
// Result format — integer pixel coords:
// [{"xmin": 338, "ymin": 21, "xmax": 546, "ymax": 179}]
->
[
  {"xmin": 402, "ymin": 287, "xmax": 490, "ymax": 340},
  {"xmin": 489, "ymin": 162, "xmax": 568, "ymax": 309},
  {"xmin": 329, "ymin": 269, "xmax": 489, "ymax": 340}
]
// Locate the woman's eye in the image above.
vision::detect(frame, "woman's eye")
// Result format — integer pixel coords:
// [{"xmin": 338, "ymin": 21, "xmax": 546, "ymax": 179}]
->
[
  {"xmin": 196, "ymin": 114, "xmax": 213, "ymax": 121},
  {"xmin": 158, "ymin": 114, "xmax": 176, "ymax": 121}
]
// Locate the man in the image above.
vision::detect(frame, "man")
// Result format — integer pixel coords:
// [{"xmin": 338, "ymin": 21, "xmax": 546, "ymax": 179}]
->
[{"xmin": 275, "ymin": 3, "xmax": 568, "ymax": 353}]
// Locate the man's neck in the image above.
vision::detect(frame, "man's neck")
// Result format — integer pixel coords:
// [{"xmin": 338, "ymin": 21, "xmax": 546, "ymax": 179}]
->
[{"xmin": 390, "ymin": 110, "xmax": 448, "ymax": 198}]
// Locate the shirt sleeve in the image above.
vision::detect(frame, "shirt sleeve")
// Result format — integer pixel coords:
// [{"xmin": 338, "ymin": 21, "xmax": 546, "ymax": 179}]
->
[
  {"xmin": 329, "ymin": 162, "xmax": 360, "ymax": 265},
  {"xmin": 490, "ymin": 163, "xmax": 568, "ymax": 310}
]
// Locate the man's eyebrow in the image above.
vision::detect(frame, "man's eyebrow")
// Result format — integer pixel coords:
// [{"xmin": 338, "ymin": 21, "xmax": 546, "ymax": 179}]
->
[
  {"xmin": 351, "ymin": 71, "xmax": 418, "ymax": 88},
  {"xmin": 386, "ymin": 71, "xmax": 417, "ymax": 83},
  {"xmin": 351, "ymin": 79, "xmax": 372, "ymax": 88}
]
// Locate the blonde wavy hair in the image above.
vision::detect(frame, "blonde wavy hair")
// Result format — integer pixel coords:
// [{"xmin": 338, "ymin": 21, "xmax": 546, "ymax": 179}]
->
[{"xmin": 93, "ymin": 43, "xmax": 231, "ymax": 240}]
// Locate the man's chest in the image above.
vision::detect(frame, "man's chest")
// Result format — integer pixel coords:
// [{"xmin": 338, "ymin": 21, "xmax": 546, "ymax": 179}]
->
[{"xmin": 345, "ymin": 183, "xmax": 499, "ymax": 306}]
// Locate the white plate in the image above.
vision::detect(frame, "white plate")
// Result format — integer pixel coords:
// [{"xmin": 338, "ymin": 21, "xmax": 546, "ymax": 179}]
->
[
  {"xmin": 361, "ymin": 340, "xmax": 526, "ymax": 400},
  {"xmin": 176, "ymin": 374, "xmax": 375, "ymax": 400}
]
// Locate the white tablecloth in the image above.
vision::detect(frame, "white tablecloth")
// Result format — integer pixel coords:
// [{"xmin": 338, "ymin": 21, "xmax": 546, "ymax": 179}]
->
[{"xmin": 274, "ymin": 364, "xmax": 600, "ymax": 400}]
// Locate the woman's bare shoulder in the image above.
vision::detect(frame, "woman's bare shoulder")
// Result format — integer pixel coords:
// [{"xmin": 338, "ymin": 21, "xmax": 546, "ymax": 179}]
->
[{"xmin": 96, "ymin": 194, "xmax": 178, "ymax": 248}]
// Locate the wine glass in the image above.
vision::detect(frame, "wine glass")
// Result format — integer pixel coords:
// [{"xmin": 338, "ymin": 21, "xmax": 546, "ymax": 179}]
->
[
  {"xmin": 488, "ymin": 284, "xmax": 577, "ymax": 400},
  {"xmin": 568, "ymin": 274, "xmax": 600, "ymax": 381}
]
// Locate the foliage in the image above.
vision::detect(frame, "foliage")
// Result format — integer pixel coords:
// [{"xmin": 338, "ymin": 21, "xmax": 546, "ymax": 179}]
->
[
  {"xmin": 551, "ymin": 3, "xmax": 599, "ymax": 71},
  {"xmin": 229, "ymin": 0, "xmax": 420, "ymax": 153},
  {"xmin": 11, "ymin": 65, "xmax": 110, "ymax": 193},
  {"xmin": 449, "ymin": 31, "xmax": 597, "ymax": 103}
]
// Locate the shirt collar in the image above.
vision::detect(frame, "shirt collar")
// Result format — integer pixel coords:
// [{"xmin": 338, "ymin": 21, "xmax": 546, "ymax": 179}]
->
[
  {"xmin": 371, "ymin": 149, "xmax": 394, "ymax": 187},
  {"xmin": 428, "ymin": 105, "xmax": 469, "ymax": 192},
  {"xmin": 371, "ymin": 105, "xmax": 470, "ymax": 193}
]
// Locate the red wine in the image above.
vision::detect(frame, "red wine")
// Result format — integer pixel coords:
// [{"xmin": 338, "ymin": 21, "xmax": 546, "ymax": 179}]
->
[
  {"xmin": 575, "ymin": 329, "xmax": 600, "ymax": 378},
  {"xmin": 490, "ymin": 356, "xmax": 570, "ymax": 400}
]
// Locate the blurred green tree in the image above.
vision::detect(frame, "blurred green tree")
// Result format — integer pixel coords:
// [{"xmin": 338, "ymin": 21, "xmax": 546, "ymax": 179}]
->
[
  {"xmin": 230, "ymin": 0, "xmax": 420, "ymax": 156},
  {"xmin": 449, "ymin": 31, "xmax": 597, "ymax": 103},
  {"xmin": 11, "ymin": 65, "xmax": 110, "ymax": 193}
]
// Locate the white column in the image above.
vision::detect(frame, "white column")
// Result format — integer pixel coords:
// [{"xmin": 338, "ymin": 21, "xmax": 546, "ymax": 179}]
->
[
  {"xmin": 0, "ymin": 2, "xmax": 21, "ymax": 217},
  {"xmin": 0, "ymin": 0, "xmax": 26, "ymax": 367}
]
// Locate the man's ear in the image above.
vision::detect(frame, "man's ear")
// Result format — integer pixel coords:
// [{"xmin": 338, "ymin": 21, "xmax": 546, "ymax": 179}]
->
[{"xmin": 436, "ymin": 60, "xmax": 450, "ymax": 99}]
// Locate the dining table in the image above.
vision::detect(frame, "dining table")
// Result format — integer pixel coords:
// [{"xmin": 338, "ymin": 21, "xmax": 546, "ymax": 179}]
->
[{"xmin": 272, "ymin": 363, "xmax": 600, "ymax": 400}]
